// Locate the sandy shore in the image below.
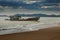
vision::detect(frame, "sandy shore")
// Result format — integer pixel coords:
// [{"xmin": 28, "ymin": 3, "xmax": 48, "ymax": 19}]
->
[{"xmin": 0, "ymin": 26, "xmax": 60, "ymax": 40}]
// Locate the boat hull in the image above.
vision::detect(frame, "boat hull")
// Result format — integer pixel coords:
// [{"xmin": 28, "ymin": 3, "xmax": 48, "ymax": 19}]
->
[{"xmin": 9, "ymin": 17, "xmax": 40, "ymax": 21}]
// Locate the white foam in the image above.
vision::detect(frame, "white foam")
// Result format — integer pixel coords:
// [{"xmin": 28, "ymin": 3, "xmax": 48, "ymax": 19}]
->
[{"xmin": 0, "ymin": 17, "xmax": 60, "ymax": 35}]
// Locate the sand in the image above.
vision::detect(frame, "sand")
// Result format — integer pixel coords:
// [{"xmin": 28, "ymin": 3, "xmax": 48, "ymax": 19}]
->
[{"xmin": 0, "ymin": 26, "xmax": 60, "ymax": 40}]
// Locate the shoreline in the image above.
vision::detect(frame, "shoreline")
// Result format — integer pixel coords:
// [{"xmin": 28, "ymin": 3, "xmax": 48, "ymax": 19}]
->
[{"xmin": 0, "ymin": 26, "xmax": 60, "ymax": 40}]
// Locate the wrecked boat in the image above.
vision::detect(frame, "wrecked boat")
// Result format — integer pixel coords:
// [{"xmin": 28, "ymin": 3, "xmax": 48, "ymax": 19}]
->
[{"xmin": 8, "ymin": 14, "xmax": 40, "ymax": 21}]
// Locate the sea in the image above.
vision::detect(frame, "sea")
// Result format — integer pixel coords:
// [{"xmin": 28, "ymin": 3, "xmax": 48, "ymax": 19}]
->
[{"xmin": 0, "ymin": 8, "xmax": 60, "ymax": 35}]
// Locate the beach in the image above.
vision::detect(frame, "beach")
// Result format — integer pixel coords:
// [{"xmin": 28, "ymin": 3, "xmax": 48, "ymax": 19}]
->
[{"xmin": 0, "ymin": 26, "xmax": 60, "ymax": 40}]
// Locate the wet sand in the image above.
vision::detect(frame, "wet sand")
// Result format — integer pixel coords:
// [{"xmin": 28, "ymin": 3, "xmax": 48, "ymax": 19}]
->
[{"xmin": 0, "ymin": 26, "xmax": 60, "ymax": 40}]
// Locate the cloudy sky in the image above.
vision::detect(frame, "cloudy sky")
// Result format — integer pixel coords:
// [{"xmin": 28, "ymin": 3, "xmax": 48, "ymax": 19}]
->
[{"xmin": 0, "ymin": 0, "xmax": 59, "ymax": 3}]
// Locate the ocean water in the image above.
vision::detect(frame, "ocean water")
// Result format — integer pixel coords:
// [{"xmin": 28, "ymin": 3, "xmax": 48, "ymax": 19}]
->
[
  {"xmin": 0, "ymin": 17, "xmax": 60, "ymax": 27},
  {"xmin": 0, "ymin": 8, "xmax": 60, "ymax": 15},
  {"xmin": 0, "ymin": 8, "xmax": 60, "ymax": 35},
  {"xmin": 0, "ymin": 17, "xmax": 60, "ymax": 35}
]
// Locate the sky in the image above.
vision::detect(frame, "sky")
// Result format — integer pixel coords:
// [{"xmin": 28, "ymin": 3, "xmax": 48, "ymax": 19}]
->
[{"xmin": 0, "ymin": 0, "xmax": 59, "ymax": 3}]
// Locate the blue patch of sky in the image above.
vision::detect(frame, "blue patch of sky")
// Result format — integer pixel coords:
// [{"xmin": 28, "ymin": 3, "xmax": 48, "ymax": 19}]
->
[{"xmin": 0, "ymin": 0, "xmax": 59, "ymax": 9}]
